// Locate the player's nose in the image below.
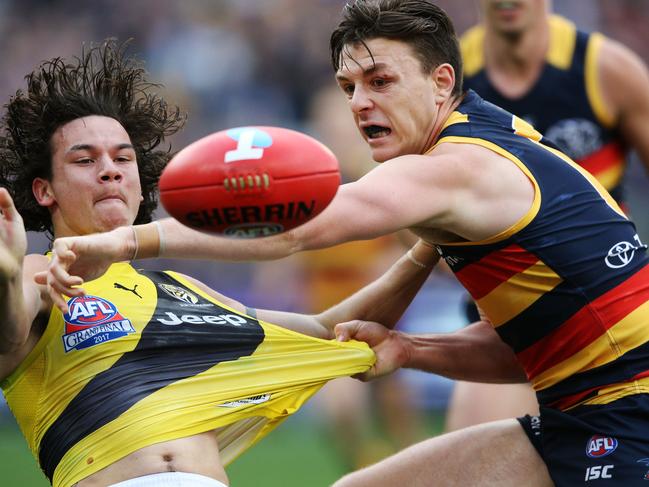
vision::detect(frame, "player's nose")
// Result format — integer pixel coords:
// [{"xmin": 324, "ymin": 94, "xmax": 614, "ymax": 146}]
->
[
  {"xmin": 350, "ymin": 86, "xmax": 373, "ymax": 113},
  {"xmin": 98, "ymin": 156, "xmax": 123, "ymax": 182}
]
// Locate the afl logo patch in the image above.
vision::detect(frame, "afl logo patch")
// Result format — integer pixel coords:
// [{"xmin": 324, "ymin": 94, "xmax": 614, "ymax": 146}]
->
[
  {"xmin": 586, "ymin": 435, "xmax": 618, "ymax": 458},
  {"xmin": 158, "ymin": 283, "xmax": 199, "ymax": 304},
  {"xmin": 62, "ymin": 295, "xmax": 135, "ymax": 352}
]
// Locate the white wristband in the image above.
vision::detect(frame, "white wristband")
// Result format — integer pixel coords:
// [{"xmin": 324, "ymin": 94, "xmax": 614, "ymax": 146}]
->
[
  {"xmin": 153, "ymin": 220, "xmax": 166, "ymax": 257},
  {"xmin": 130, "ymin": 226, "xmax": 139, "ymax": 261},
  {"xmin": 407, "ymin": 248, "xmax": 428, "ymax": 269}
]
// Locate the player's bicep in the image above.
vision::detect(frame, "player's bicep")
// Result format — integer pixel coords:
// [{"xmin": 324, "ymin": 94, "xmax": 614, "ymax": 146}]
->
[{"xmin": 292, "ymin": 155, "xmax": 454, "ymax": 247}]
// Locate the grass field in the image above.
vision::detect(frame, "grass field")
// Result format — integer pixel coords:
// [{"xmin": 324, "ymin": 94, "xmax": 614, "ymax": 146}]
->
[{"xmin": 0, "ymin": 409, "xmax": 444, "ymax": 487}]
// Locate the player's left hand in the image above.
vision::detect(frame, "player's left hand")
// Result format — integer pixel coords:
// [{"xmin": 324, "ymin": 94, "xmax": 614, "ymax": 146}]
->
[
  {"xmin": 335, "ymin": 320, "xmax": 410, "ymax": 381},
  {"xmin": 34, "ymin": 226, "xmax": 135, "ymax": 313}
]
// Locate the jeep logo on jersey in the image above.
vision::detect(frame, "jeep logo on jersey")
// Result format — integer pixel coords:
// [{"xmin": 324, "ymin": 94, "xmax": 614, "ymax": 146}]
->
[
  {"xmin": 158, "ymin": 283, "xmax": 199, "ymax": 304},
  {"xmin": 586, "ymin": 435, "xmax": 618, "ymax": 458},
  {"xmin": 62, "ymin": 296, "xmax": 135, "ymax": 352},
  {"xmin": 156, "ymin": 311, "xmax": 248, "ymax": 327}
]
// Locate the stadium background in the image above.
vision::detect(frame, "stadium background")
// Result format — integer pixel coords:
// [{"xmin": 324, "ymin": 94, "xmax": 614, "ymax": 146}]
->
[{"xmin": 1, "ymin": 1, "xmax": 648, "ymax": 485}]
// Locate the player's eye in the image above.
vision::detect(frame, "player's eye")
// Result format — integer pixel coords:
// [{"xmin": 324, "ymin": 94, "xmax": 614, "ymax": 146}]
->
[
  {"xmin": 371, "ymin": 78, "xmax": 388, "ymax": 88},
  {"xmin": 341, "ymin": 84, "xmax": 355, "ymax": 97}
]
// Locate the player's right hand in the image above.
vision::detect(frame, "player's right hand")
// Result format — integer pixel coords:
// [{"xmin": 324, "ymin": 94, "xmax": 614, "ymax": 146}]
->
[
  {"xmin": 33, "ymin": 226, "xmax": 135, "ymax": 313},
  {"xmin": 335, "ymin": 320, "xmax": 411, "ymax": 381},
  {"xmin": 0, "ymin": 188, "xmax": 27, "ymax": 276}
]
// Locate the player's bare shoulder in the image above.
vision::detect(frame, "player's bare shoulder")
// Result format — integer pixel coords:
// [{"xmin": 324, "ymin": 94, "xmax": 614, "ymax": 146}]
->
[
  {"xmin": 421, "ymin": 141, "xmax": 536, "ymax": 242},
  {"xmin": 597, "ymin": 36, "xmax": 649, "ymax": 121}
]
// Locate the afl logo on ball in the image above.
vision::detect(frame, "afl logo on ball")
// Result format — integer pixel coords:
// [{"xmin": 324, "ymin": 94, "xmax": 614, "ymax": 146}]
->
[
  {"xmin": 586, "ymin": 435, "xmax": 618, "ymax": 458},
  {"xmin": 62, "ymin": 295, "xmax": 135, "ymax": 352}
]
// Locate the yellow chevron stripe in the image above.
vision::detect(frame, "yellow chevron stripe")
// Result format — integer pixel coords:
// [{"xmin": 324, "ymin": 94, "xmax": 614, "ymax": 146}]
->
[
  {"xmin": 532, "ymin": 300, "xmax": 649, "ymax": 391},
  {"xmin": 478, "ymin": 261, "xmax": 563, "ymax": 327}
]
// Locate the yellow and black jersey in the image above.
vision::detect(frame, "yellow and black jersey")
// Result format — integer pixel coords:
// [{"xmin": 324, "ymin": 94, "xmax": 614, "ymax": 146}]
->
[
  {"xmin": 0, "ymin": 263, "xmax": 374, "ymax": 487},
  {"xmin": 435, "ymin": 90, "xmax": 649, "ymax": 412},
  {"xmin": 461, "ymin": 15, "xmax": 627, "ymax": 204}
]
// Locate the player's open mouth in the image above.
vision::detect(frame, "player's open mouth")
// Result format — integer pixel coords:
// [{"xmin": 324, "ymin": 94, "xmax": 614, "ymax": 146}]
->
[
  {"xmin": 363, "ymin": 125, "xmax": 391, "ymax": 139},
  {"xmin": 494, "ymin": 1, "xmax": 519, "ymax": 10}
]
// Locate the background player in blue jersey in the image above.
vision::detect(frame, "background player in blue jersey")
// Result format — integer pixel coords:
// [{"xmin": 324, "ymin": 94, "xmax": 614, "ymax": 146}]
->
[
  {"xmin": 40, "ymin": 1, "xmax": 649, "ymax": 486},
  {"xmin": 446, "ymin": 0, "xmax": 649, "ymax": 432},
  {"xmin": 0, "ymin": 39, "xmax": 440, "ymax": 487}
]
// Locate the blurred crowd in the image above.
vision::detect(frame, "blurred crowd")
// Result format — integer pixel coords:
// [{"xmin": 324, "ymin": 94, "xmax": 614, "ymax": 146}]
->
[{"xmin": 2, "ymin": 0, "xmax": 649, "ymax": 474}]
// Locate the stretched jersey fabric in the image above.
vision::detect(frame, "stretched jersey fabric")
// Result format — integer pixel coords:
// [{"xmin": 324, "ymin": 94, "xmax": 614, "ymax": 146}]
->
[
  {"xmin": 0, "ymin": 262, "xmax": 374, "ymax": 487},
  {"xmin": 435, "ymin": 90, "xmax": 649, "ymax": 412},
  {"xmin": 461, "ymin": 15, "xmax": 627, "ymax": 204}
]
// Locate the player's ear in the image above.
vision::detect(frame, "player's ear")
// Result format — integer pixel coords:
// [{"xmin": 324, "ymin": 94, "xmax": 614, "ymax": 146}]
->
[
  {"xmin": 432, "ymin": 63, "xmax": 455, "ymax": 103},
  {"xmin": 32, "ymin": 178, "xmax": 56, "ymax": 207}
]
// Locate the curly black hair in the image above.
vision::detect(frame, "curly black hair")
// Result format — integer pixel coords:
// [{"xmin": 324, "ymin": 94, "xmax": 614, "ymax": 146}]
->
[{"xmin": 0, "ymin": 39, "xmax": 186, "ymax": 237}]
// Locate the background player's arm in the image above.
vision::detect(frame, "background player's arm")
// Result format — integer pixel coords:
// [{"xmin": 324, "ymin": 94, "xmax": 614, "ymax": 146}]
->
[
  {"xmin": 0, "ymin": 189, "xmax": 49, "ymax": 380},
  {"xmin": 335, "ymin": 319, "xmax": 527, "ymax": 383},
  {"xmin": 183, "ymin": 240, "xmax": 438, "ymax": 339},
  {"xmin": 599, "ymin": 38, "xmax": 649, "ymax": 169}
]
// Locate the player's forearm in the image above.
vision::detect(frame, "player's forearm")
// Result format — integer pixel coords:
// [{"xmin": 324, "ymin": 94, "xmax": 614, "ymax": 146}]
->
[
  {"xmin": 402, "ymin": 321, "xmax": 528, "ymax": 383},
  {"xmin": 0, "ymin": 260, "xmax": 29, "ymax": 353},
  {"xmin": 132, "ymin": 219, "xmax": 299, "ymax": 261},
  {"xmin": 317, "ymin": 241, "xmax": 438, "ymax": 331}
]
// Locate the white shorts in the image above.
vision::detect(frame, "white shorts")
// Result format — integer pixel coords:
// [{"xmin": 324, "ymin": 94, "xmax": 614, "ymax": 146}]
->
[{"xmin": 108, "ymin": 472, "xmax": 228, "ymax": 487}]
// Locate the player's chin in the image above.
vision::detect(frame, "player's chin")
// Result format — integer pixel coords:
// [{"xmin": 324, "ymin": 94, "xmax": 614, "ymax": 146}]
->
[
  {"xmin": 368, "ymin": 144, "xmax": 400, "ymax": 163},
  {"xmin": 94, "ymin": 211, "xmax": 134, "ymax": 233}
]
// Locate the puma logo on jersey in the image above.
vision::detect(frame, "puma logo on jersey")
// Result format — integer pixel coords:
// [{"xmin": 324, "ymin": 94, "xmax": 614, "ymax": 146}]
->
[
  {"xmin": 156, "ymin": 311, "xmax": 249, "ymax": 327},
  {"xmin": 114, "ymin": 282, "xmax": 142, "ymax": 298}
]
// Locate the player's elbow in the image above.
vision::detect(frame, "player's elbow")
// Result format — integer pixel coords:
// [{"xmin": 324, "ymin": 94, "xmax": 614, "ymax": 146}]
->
[{"xmin": 309, "ymin": 314, "xmax": 336, "ymax": 340}]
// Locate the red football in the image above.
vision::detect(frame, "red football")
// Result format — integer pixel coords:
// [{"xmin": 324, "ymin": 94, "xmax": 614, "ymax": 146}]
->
[{"xmin": 159, "ymin": 126, "xmax": 340, "ymax": 238}]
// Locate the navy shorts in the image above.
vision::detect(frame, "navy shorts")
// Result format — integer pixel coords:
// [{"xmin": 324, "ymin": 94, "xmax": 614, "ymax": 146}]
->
[{"xmin": 518, "ymin": 394, "xmax": 649, "ymax": 485}]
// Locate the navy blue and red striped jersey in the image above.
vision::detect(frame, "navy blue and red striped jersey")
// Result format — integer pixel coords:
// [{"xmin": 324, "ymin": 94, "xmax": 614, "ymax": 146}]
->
[
  {"xmin": 435, "ymin": 90, "xmax": 649, "ymax": 411},
  {"xmin": 461, "ymin": 15, "xmax": 627, "ymax": 205}
]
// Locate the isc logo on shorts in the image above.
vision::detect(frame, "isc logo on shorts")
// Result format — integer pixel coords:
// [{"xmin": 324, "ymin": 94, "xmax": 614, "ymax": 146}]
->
[
  {"xmin": 586, "ymin": 435, "xmax": 618, "ymax": 458},
  {"xmin": 62, "ymin": 295, "xmax": 135, "ymax": 352}
]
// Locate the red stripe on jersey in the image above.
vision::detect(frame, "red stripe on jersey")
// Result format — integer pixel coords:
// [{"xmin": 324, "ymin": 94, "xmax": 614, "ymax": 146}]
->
[
  {"xmin": 548, "ymin": 386, "xmax": 599, "ymax": 410},
  {"xmin": 518, "ymin": 264, "xmax": 649, "ymax": 379},
  {"xmin": 548, "ymin": 368, "xmax": 649, "ymax": 410},
  {"xmin": 631, "ymin": 369, "xmax": 649, "ymax": 381},
  {"xmin": 455, "ymin": 244, "xmax": 539, "ymax": 300},
  {"xmin": 577, "ymin": 141, "xmax": 624, "ymax": 177}
]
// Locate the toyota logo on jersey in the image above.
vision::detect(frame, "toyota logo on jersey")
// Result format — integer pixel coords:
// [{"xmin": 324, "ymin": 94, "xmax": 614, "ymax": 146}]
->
[
  {"xmin": 62, "ymin": 295, "xmax": 135, "ymax": 352},
  {"xmin": 586, "ymin": 435, "xmax": 618, "ymax": 458}
]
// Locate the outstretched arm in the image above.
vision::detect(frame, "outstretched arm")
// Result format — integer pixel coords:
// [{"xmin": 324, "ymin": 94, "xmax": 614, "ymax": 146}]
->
[
  {"xmin": 184, "ymin": 239, "xmax": 438, "ymax": 339},
  {"xmin": 256, "ymin": 239, "xmax": 439, "ymax": 338},
  {"xmin": 335, "ymin": 319, "xmax": 527, "ymax": 384},
  {"xmin": 37, "ymin": 155, "xmax": 462, "ymax": 307}
]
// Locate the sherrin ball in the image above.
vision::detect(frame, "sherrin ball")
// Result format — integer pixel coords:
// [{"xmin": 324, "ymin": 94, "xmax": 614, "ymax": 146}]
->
[{"xmin": 159, "ymin": 126, "xmax": 341, "ymax": 238}]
